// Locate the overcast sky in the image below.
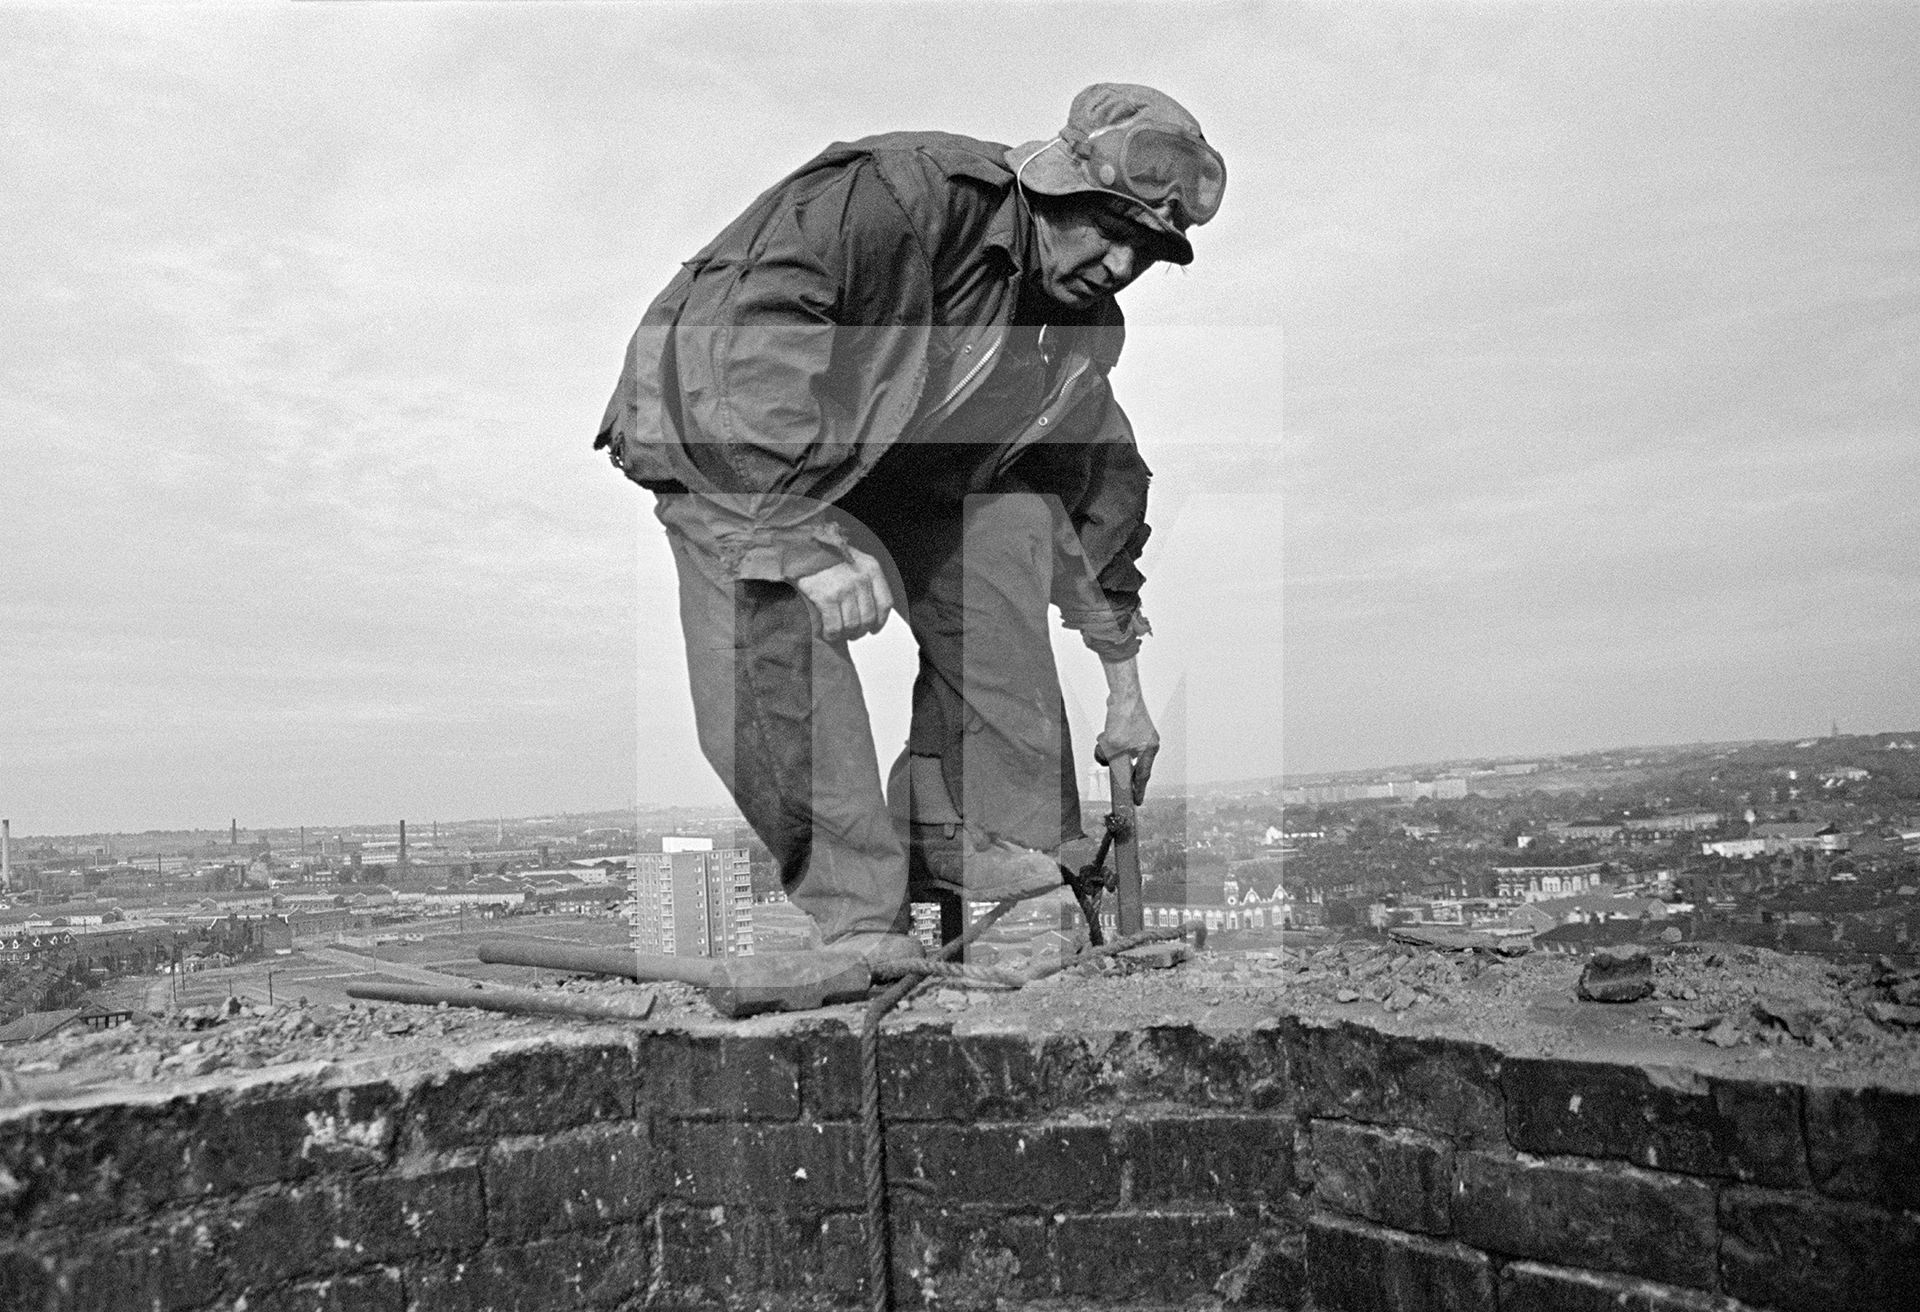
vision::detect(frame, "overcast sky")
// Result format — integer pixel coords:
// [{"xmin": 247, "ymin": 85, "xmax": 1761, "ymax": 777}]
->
[{"xmin": 3, "ymin": 2, "xmax": 1915, "ymax": 836}]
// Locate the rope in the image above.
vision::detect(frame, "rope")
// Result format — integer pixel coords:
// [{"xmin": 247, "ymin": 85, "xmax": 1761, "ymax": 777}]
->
[
  {"xmin": 858, "ymin": 912, "xmax": 1200, "ymax": 1310},
  {"xmin": 861, "ymin": 899, "xmax": 1014, "ymax": 1312}
]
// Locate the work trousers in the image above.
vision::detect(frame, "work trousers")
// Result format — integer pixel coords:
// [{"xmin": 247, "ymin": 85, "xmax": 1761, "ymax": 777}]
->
[{"xmin": 657, "ymin": 486, "xmax": 1084, "ymax": 943}]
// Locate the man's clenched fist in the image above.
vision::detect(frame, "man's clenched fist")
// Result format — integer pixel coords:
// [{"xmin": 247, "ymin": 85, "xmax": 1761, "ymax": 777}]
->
[{"xmin": 796, "ymin": 546, "xmax": 894, "ymax": 642}]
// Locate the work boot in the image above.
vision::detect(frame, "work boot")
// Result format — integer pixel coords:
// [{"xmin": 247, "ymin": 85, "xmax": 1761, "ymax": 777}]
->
[
  {"xmin": 915, "ymin": 829, "xmax": 1066, "ymax": 905},
  {"xmin": 820, "ymin": 931, "xmax": 925, "ymax": 967}
]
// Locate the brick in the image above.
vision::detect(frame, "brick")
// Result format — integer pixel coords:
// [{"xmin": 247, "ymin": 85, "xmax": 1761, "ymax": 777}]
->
[
  {"xmin": 291, "ymin": 1085, "xmax": 402, "ymax": 1173},
  {"xmin": 485, "ymin": 1124, "xmax": 654, "ymax": 1240},
  {"xmin": 1306, "ymin": 1214, "xmax": 1494, "ymax": 1312},
  {"xmin": 179, "ymin": 1085, "xmax": 396, "ymax": 1198},
  {"xmin": 635, "ymin": 1031, "xmax": 800, "ymax": 1121},
  {"xmin": 799, "ymin": 1024, "xmax": 866, "ymax": 1120},
  {"xmin": 888, "ymin": 1122, "xmax": 1121, "ymax": 1210},
  {"xmin": 1499, "ymin": 1259, "xmax": 1744, "ymax": 1311},
  {"xmin": 230, "ymin": 1266, "xmax": 408, "ymax": 1312},
  {"xmin": 1214, "ymin": 1229, "xmax": 1307, "ymax": 1308},
  {"xmin": 1505, "ymin": 1058, "xmax": 1807, "ymax": 1186},
  {"xmin": 207, "ymin": 1182, "xmax": 340, "ymax": 1287},
  {"xmin": 1450, "ymin": 1152, "xmax": 1716, "ymax": 1289},
  {"xmin": 337, "ymin": 1158, "xmax": 485, "ymax": 1262},
  {"xmin": 656, "ymin": 1206, "xmax": 862, "ymax": 1302},
  {"xmin": 1804, "ymin": 1083, "xmax": 1920, "ymax": 1210},
  {"xmin": 1052, "ymin": 1209, "xmax": 1263, "ymax": 1302},
  {"xmin": 1099, "ymin": 1025, "xmax": 1293, "ymax": 1111},
  {"xmin": 402, "ymin": 1044, "xmax": 633, "ymax": 1150},
  {"xmin": 892, "ymin": 1208, "xmax": 1050, "ymax": 1307},
  {"xmin": 0, "ymin": 1082, "xmax": 396, "ymax": 1230},
  {"xmin": 1122, "ymin": 1114, "xmax": 1295, "ymax": 1205},
  {"xmin": 407, "ymin": 1226, "xmax": 650, "ymax": 1311},
  {"xmin": 887, "ymin": 1029, "xmax": 1053, "ymax": 1121},
  {"xmin": 1720, "ymin": 1185, "xmax": 1920, "ymax": 1312},
  {"xmin": 664, "ymin": 1121, "xmax": 865, "ymax": 1210},
  {"xmin": 0, "ymin": 1104, "xmax": 179, "ymax": 1229},
  {"xmin": 810, "ymin": 1027, "xmax": 1055, "ymax": 1122},
  {"xmin": 1281, "ymin": 1019, "xmax": 1504, "ymax": 1145},
  {"xmin": 0, "ymin": 1245, "xmax": 55, "ymax": 1312},
  {"xmin": 819, "ymin": 1211, "xmax": 869, "ymax": 1298},
  {"xmin": 48, "ymin": 1223, "xmax": 226, "ymax": 1312},
  {"xmin": 1310, "ymin": 1120, "xmax": 1452, "ymax": 1235}
]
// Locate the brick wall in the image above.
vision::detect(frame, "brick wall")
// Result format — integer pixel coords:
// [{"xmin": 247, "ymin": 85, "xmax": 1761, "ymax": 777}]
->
[{"xmin": 0, "ymin": 1017, "xmax": 1914, "ymax": 1310}]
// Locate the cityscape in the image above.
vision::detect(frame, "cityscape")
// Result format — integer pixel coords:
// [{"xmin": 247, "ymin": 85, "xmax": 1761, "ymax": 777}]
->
[{"xmin": 5, "ymin": 726, "xmax": 1917, "ymax": 1041}]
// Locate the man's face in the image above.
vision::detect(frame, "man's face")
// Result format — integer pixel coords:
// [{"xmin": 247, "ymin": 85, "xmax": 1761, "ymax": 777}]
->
[{"xmin": 1031, "ymin": 195, "xmax": 1163, "ymax": 307}]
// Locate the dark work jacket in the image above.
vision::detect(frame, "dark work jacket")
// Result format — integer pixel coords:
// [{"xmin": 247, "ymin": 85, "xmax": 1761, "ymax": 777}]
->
[{"xmin": 594, "ymin": 131, "xmax": 1153, "ymax": 654}]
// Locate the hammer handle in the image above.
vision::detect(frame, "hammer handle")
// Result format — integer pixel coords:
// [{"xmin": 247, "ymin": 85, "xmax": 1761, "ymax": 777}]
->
[
  {"xmin": 477, "ymin": 939, "xmax": 718, "ymax": 986},
  {"xmin": 1108, "ymin": 753, "xmax": 1144, "ymax": 937}
]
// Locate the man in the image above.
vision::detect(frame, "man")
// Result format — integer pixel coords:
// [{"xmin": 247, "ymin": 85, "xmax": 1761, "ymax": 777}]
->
[{"xmin": 596, "ymin": 84, "xmax": 1224, "ymax": 964}]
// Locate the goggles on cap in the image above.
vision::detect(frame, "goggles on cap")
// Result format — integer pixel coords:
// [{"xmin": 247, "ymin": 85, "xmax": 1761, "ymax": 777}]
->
[{"xmin": 1078, "ymin": 123, "xmax": 1226, "ymax": 226}]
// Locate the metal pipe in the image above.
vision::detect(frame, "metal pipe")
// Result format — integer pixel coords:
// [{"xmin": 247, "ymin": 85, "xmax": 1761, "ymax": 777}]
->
[
  {"xmin": 477, "ymin": 938, "xmax": 720, "ymax": 986},
  {"xmin": 347, "ymin": 980, "xmax": 657, "ymax": 1021}
]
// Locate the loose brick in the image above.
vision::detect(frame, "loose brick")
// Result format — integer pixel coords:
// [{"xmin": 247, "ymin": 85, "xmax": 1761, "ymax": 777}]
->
[
  {"xmin": 1505, "ymin": 1058, "xmax": 1807, "ymax": 1186},
  {"xmin": 1281, "ymin": 1019, "xmax": 1504, "ymax": 1145},
  {"xmin": 635, "ymin": 1031, "xmax": 800, "ymax": 1121},
  {"xmin": 1122, "ymin": 1114, "xmax": 1294, "ymax": 1205},
  {"xmin": 1499, "ymin": 1259, "xmax": 1744, "ymax": 1311},
  {"xmin": 1306, "ymin": 1214, "xmax": 1494, "ymax": 1312},
  {"xmin": 664, "ymin": 1121, "xmax": 865, "ymax": 1210},
  {"xmin": 402, "ymin": 1044, "xmax": 633, "ymax": 1150},
  {"xmin": 337, "ymin": 1158, "xmax": 485, "ymax": 1262},
  {"xmin": 888, "ymin": 1122, "xmax": 1122, "ymax": 1210},
  {"xmin": 1310, "ymin": 1120, "xmax": 1452, "ymax": 1235},
  {"xmin": 1052, "ymin": 1209, "xmax": 1263, "ymax": 1302},
  {"xmin": 407, "ymin": 1226, "xmax": 650, "ymax": 1311},
  {"xmin": 1720, "ymin": 1184, "xmax": 1920, "ymax": 1312},
  {"xmin": 1451, "ymin": 1151, "xmax": 1716, "ymax": 1289},
  {"xmin": 485, "ymin": 1124, "xmax": 654, "ymax": 1240},
  {"xmin": 1803, "ymin": 1083, "xmax": 1920, "ymax": 1211}
]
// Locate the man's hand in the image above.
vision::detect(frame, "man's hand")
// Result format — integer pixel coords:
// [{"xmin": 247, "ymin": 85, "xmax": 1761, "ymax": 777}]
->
[
  {"xmin": 1094, "ymin": 656, "xmax": 1159, "ymax": 805},
  {"xmin": 795, "ymin": 546, "xmax": 894, "ymax": 642}
]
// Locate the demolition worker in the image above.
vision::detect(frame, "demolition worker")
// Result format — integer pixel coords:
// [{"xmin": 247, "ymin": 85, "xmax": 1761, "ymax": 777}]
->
[{"xmin": 595, "ymin": 84, "xmax": 1225, "ymax": 964}]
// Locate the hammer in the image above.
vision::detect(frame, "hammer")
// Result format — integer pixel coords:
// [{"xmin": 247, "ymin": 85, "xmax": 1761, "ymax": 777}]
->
[{"xmin": 476, "ymin": 939, "xmax": 872, "ymax": 1019}]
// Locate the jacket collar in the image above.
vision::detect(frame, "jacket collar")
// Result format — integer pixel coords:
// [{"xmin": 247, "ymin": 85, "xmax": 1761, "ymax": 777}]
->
[{"xmin": 984, "ymin": 185, "xmax": 1030, "ymax": 277}]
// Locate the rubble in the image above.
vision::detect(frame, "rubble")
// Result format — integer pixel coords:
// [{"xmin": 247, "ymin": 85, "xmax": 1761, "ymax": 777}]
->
[
  {"xmin": 2, "ymin": 934, "xmax": 1917, "ymax": 1101},
  {"xmin": 1576, "ymin": 946, "xmax": 1654, "ymax": 1002}
]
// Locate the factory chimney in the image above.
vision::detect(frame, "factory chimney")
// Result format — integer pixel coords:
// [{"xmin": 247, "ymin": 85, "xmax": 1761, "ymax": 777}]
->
[
  {"xmin": 2, "ymin": 819, "xmax": 11, "ymax": 893},
  {"xmin": 398, "ymin": 819, "xmax": 408, "ymax": 868},
  {"xmin": 231, "ymin": 818, "xmax": 238, "ymax": 848}
]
